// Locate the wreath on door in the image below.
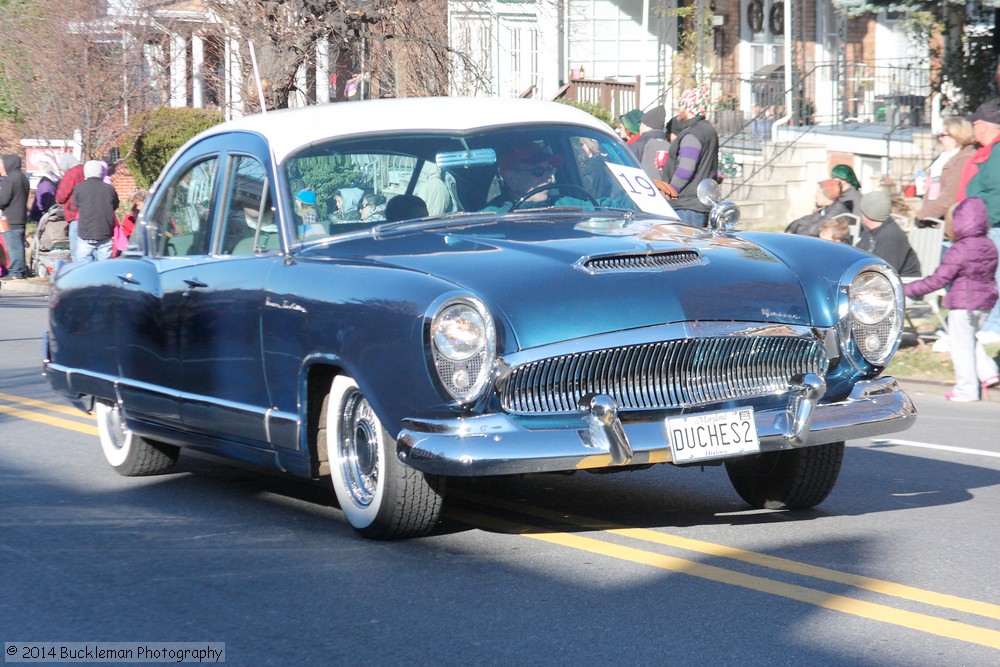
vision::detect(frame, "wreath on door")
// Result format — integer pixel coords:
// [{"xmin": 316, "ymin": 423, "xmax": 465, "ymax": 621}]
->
[
  {"xmin": 769, "ymin": 2, "xmax": 784, "ymax": 35},
  {"xmin": 747, "ymin": 0, "xmax": 764, "ymax": 33}
]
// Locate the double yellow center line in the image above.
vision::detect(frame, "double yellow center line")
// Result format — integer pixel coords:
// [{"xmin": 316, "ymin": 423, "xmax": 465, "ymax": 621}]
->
[
  {"xmin": 0, "ymin": 391, "xmax": 97, "ymax": 435},
  {"xmin": 451, "ymin": 493, "xmax": 1000, "ymax": 651},
  {"xmin": 4, "ymin": 390, "xmax": 999, "ymax": 650}
]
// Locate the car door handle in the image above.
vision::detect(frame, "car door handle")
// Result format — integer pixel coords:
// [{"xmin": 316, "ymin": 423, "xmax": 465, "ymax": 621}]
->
[
  {"xmin": 183, "ymin": 278, "xmax": 208, "ymax": 289},
  {"xmin": 117, "ymin": 273, "xmax": 140, "ymax": 285}
]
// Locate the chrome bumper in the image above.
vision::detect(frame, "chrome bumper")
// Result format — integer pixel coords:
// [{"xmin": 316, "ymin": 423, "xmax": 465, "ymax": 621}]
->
[{"xmin": 396, "ymin": 376, "xmax": 916, "ymax": 477}]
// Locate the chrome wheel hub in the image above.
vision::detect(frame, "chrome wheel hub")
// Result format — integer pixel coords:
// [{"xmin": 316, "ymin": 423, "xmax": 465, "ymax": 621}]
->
[
  {"xmin": 103, "ymin": 402, "xmax": 129, "ymax": 451},
  {"xmin": 337, "ymin": 390, "xmax": 379, "ymax": 508}
]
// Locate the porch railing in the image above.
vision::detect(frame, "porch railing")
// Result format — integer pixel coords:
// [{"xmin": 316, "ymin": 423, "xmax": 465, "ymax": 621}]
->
[
  {"xmin": 711, "ymin": 59, "xmax": 934, "ymax": 199},
  {"xmin": 708, "ymin": 58, "xmax": 935, "ymax": 143},
  {"xmin": 553, "ymin": 76, "xmax": 641, "ymax": 122}
]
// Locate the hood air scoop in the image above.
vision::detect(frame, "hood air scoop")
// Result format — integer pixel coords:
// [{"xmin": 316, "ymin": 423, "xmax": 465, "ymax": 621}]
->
[{"xmin": 577, "ymin": 249, "xmax": 704, "ymax": 274}]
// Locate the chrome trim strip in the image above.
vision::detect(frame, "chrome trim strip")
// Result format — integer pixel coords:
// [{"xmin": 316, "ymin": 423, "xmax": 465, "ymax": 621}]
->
[
  {"xmin": 396, "ymin": 377, "xmax": 916, "ymax": 477},
  {"xmin": 500, "ymin": 322, "xmax": 825, "ymax": 368}
]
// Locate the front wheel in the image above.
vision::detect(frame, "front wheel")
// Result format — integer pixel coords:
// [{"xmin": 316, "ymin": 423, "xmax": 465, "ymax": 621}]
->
[
  {"xmin": 95, "ymin": 400, "xmax": 179, "ymax": 476},
  {"xmin": 724, "ymin": 442, "xmax": 845, "ymax": 510},
  {"xmin": 323, "ymin": 375, "xmax": 444, "ymax": 539}
]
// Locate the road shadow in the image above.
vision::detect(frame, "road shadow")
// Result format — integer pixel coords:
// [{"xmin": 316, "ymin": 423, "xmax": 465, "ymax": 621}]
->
[{"xmin": 2, "ymin": 426, "xmax": 996, "ymax": 540}]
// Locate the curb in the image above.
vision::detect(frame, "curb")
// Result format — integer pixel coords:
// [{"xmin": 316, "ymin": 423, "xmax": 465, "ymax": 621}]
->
[
  {"xmin": 0, "ymin": 279, "xmax": 51, "ymax": 296},
  {"xmin": 894, "ymin": 377, "xmax": 951, "ymax": 398}
]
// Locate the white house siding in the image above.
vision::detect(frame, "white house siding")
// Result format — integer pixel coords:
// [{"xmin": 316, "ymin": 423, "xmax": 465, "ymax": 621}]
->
[
  {"xmin": 567, "ymin": 0, "xmax": 672, "ymax": 109},
  {"xmin": 448, "ymin": 1, "xmax": 562, "ymax": 100}
]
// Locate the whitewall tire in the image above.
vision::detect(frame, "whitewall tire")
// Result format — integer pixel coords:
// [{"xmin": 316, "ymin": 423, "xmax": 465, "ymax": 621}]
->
[
  {"xmin": 95, "ymin": 400, "xmax": 179, "ymax": 476},
  {"xmin": 324, "ymin": 375, "xmax": 444, "ymax": 539}
]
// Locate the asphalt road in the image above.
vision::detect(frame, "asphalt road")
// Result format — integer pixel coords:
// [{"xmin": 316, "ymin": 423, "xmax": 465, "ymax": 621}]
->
[{"xmin": 2, "ymin": 292, "xmax": 1000, "ymax": 666}]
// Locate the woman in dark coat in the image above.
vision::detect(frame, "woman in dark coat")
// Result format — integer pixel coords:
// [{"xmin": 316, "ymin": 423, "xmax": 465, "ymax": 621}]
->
[
  {"xmin": 0, "ymin": 154, "xmax": 31, "ymax": 279},
  {"xmin": 785, "ymin": 179, "xmax": 849, "ymax": 237}
]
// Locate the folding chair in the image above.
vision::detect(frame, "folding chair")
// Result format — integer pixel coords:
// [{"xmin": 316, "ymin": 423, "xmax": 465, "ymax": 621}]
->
[
  {"xmin": 891, "ymin": 212, "xmax": 914, "ymax": 233},
  {"xmin": 902, "ymin": 222, "xmax": 948, "ymax": 338}
]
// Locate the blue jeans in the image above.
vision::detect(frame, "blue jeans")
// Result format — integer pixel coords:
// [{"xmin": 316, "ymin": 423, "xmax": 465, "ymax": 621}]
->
[
  {"xmin": 984, "ymin": 227, "xmax": 1000, "ymax": 334},
  {"xmin": 2, "ymin": 227, "xmax": 27, "ymax": 278},
  {"xmin": 73, "ymin": 238, "xmax": 113, "ymax": 263},
  {"xmin": 68, "ymin": 220, "xmax": 79, "ymax": 260},
  {"xmin": 674, "ymin": 208, "xmax": 708, "ymax": 228}
]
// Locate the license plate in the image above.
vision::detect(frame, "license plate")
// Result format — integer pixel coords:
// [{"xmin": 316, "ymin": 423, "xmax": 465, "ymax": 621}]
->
[{"xmin": 666, "ymin": 407, "xmax": 760, "ymax": 463}]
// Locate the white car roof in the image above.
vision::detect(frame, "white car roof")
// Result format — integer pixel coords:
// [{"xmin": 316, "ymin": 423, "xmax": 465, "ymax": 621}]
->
[{"xmin": 195, "ymin": 97, "xmax": 618, "ymax": 164}]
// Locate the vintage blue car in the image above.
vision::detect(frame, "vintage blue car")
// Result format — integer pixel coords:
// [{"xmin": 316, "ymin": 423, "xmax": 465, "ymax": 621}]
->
[{"xmin": 45, "ymin": 97, "xmax": 915, "ymax": 539}]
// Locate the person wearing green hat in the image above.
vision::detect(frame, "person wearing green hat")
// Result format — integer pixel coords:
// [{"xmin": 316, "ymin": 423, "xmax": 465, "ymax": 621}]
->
[
  {"xmin": 618, "ymin": 108, "xmax": 642, "ymax": 147},
  {"xmin": 831, "ymin": 163, "xmax": 862, "ymax": 215}
]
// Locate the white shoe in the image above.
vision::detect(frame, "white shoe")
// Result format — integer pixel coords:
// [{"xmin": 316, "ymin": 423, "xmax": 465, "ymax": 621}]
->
[{"xmin": 976, "ymin": 330, "xmax": 1000, "ymax": 344}]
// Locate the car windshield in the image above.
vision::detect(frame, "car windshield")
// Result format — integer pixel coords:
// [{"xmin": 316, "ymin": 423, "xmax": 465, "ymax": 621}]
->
[{"xmin": 283, "ymin": 124, "xmax": 656, "ymax": 243}]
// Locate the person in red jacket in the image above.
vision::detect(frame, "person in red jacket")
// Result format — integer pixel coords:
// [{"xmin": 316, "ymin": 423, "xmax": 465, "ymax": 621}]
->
[
  {"xmin": 115, "ymin": 189, "xmax": 146, "ymax": 256},
  {"xmin": 904, "ymin": 197, "xmax": 1000, "ymax": 401},
  {"xmin": 55, "ymin": 153, "xmax": 85, "ymax": 260}
]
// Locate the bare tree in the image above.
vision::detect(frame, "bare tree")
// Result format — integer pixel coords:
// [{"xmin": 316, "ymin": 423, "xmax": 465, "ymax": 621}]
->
[
  {"xmin": 202, "ymin": 0, "xmax": 384, "ymax": 110},
  {"xmin": 203, "ymin": 0, "xmax": 495, "ymax": 109},
  {"xmin": 0, "ymin": 0, "xmax": 179, "ymax": 159}
]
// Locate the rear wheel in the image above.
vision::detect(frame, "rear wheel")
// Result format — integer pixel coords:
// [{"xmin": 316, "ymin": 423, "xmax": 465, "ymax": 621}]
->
[
  {"xmin": 323, "ymin": 375, "xmax": 444, "ymax": 539},
  {"xmin": 725, "ymin": 442, "xmax": 845, "ymax": 510},
  {"xmin": 95, "ymin": 400, "xmax": 179, "ymax": 476}
]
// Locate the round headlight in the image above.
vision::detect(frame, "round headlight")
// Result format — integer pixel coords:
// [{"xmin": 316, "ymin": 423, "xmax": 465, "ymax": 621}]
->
[
  {"xmin": 432, "ymin": 304, "xmax": 487, "ymax": 361},
  {"xmin": 844, "ymin": 266, "xmax": 904, "ymax": 367},
  {"xmin": 429, "ymin": 297, "xmax": 497, "ymax": 404},
  {"xmin": 850, "ymin": 271, "xmax": 895, "ymax": 324}
]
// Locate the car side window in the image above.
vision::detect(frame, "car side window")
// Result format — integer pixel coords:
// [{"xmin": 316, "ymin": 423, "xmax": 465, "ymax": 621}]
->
[
  {"xmin": 219, "ymin": 156, "xmax": 273, "ymax": 255},
  {"xmin": 150, "ymin": 158, "xmax": 219, "ymax": 258}
]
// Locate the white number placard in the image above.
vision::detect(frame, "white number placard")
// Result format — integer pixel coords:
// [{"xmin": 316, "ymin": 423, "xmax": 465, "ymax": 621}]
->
[{"xmin": 608, "ymin": 164, "xmax": 678, "ymax": 219}]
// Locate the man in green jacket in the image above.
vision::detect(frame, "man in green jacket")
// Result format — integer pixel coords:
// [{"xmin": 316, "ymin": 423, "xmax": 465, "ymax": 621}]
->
[{"xmin": 960, "ymin": 101, "xmax": 1000, "ymax": 333}]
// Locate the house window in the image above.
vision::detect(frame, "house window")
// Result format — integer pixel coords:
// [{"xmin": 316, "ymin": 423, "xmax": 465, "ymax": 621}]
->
[{"xmin": 742, "ymin": 0, "xmax": 783, "ymax": 73}]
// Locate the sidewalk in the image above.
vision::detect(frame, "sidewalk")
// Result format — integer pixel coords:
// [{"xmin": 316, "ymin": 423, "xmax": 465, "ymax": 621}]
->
[{"xmin": 0, "ymin": 277, "xmax": 51, "ymax": 296}]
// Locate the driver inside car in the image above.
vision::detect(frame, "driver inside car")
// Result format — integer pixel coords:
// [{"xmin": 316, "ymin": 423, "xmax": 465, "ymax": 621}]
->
[{"xmin": 481, "ymin": 142, "xmax": 591, "ymax": 213}]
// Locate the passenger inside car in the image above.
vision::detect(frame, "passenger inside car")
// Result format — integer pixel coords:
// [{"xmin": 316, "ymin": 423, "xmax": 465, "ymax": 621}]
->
[
  {"xmin": 384, "ymin": 194, "xmax": 428, "ymax": 222},
  {"xmin": 231, "ymin": 207, "xmax": 278, "ymax": 254}
]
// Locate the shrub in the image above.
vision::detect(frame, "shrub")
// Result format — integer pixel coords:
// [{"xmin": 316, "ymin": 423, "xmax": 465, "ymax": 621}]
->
[
  {"xmin": 120, "ymin": 108, "xmax": 224, "ymax": 188},
  {"xmin": 556, "ymin": 98, "xmax": 614, "ymax": 127}
]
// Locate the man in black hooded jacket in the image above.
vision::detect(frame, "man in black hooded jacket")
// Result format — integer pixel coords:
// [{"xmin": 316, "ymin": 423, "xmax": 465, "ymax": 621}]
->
[{"xmin": 0, "ymin": 154, "xmax": 31, "ymax": 279}]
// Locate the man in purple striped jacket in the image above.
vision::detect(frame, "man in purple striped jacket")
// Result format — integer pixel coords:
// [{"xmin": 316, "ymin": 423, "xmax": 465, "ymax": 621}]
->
[{"xmin": 661, "ymin": 85, "xmax": 720, "ymax": 227}]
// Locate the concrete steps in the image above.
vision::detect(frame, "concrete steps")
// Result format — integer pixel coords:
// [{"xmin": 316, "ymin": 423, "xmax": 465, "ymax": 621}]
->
[{"xmin": 727, "ymin": 142, "xmax": 829, "ymax": 231}]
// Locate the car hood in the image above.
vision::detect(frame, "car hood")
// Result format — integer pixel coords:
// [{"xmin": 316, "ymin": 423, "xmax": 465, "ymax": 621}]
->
[{"xmin": 327, "ymin": 214, "xmax": 818, "ymax": 350}]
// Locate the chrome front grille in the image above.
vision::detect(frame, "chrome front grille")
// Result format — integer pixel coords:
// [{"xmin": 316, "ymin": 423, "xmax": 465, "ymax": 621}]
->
[
  {"xmin": 499, "ymin": 336, "xmax": 829, "ymax": 414},
  {"xmin": 582, "ymin": 250, "xmax": 701, "ymax": 273}
]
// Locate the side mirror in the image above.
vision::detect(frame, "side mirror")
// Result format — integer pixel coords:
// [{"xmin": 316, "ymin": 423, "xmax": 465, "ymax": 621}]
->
[
  {"xmin": 696, "ymin": 179, "xmax": 721, "ymax": 207},
  {"xmin": 696, "ymin": 178, "xmax": 741, "ymax": 230}
]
